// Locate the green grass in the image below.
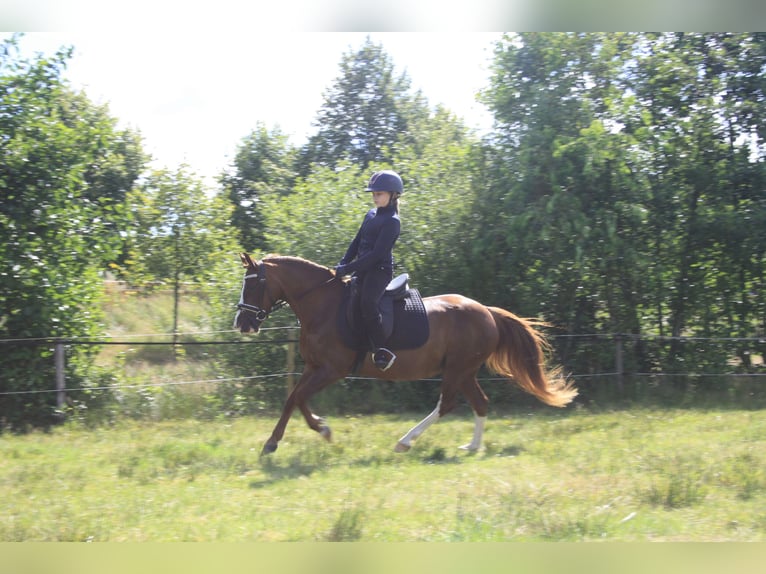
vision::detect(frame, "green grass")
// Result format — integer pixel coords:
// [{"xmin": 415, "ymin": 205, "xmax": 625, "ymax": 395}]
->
[
  {"xmin": 2, "ymin": 407, "xmax": 765, "ymax": 541},
  {"xmin": 10, "ymin": 288, "xmax": 763, "ymax": 542}
]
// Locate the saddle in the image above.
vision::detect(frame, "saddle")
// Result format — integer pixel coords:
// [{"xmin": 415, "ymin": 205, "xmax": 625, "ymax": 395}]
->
[{"xmin": 337, "ymin": 273, "xmax": 429, "ymax": 353}]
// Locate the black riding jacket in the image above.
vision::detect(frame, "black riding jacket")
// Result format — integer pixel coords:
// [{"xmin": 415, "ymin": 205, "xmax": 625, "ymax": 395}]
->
[{"xmin": 337, "ymin": 205, "xmax": 400, "ymax": 277}]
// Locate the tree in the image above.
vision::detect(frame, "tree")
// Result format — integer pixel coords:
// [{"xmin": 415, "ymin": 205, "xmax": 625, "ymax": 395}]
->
[
  {"xmin": 392, "ymin": 106, "xmax": 478, "ymax": 296},
  {"xmin": 475, "ymin": 33, "xmax": 634, "ymax": 324},
  {"xmin": 219, "ymin": 123, "xmax": 296, "ymax": 252},
  {"xmin": 127, "ymin": 166, "xmax": 241, "ymax": 286},
  {"xmin": 477, "ymin": 32, "xmax": 766, "ymax": 386},
  {"xmin": 626, "ymin": 33, "xmax": 766, "ymax": 373},
  {"xmin": 245, "ymin": 36, "xmax": 478, "ymax": 292},
  {"xmin": 296, "ymin": 36, "xmax": 418, "ymax": 176},
  {"xmin": 0, "ymin": 36, "xmax": 146, "ymax": 429},
  {"xmin": 260, "ymin": 161, "xmax": 370, "ymax": 265}
]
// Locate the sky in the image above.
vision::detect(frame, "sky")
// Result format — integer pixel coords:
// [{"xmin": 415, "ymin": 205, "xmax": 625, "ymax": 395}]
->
[{"xmin": 6, "ymin": 32, "xmax": 505, "ymax": 186}]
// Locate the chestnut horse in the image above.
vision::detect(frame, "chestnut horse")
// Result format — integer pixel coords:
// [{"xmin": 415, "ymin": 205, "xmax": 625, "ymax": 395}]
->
[{"xmin": 234, "ymin": 253, "xmax": 577, "ymax": 455}]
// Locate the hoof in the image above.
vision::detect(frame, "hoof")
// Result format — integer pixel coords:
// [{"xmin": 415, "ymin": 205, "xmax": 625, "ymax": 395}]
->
[
  {"xmin": 319, "ymin": 425, "xmax": 332, "ymax": 443},
  {"xmin": 394, "ymin": 442, "xmax": 411, "ymax": 453},
  {"xmin": 260, "ymin": 443, "xmax": 278, "ymax": 456},
  {"xmin": 459, "ymin": 444, "xmax": 480, "ymax": 452}
]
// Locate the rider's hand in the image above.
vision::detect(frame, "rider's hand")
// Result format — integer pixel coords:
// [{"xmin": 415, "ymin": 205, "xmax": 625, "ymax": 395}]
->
[{"xmin": 334, "ymin": 265, "xmax": 349, "ymax": 277}]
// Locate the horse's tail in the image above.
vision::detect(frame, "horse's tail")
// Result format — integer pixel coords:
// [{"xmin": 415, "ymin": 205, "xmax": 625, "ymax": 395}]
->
[{"xmin": 486, "ymin": 307, "xmax": 578, "ymax": 407}]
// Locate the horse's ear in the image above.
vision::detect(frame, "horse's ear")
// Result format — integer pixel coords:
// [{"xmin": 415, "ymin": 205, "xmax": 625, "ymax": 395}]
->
[{"xmin": 240, "ymin": 253, "xmax": 254, "ymax": 268}]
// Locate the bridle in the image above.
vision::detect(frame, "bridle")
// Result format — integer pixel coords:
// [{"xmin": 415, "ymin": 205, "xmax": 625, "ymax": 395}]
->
[
  {"xmin": 236, "ymin": 260, "xmax": 337, "ymax": 327},
  {"xmin": 236, "ymin": 262, "xmax": 287, "ymax": 324}
]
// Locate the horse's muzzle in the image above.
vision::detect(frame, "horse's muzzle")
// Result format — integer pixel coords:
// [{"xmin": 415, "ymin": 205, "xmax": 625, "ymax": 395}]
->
[
  {"xmin": 237, "ymin": 320, "xmax": 260, "ymax": 334},
  {"xmin": 234, "ymin": 308, "xmax": 263, "ymax": 334}
]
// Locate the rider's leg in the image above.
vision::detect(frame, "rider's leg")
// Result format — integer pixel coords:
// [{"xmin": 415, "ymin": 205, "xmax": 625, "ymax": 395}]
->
[{"xmin": 360, "ymin": 268, "xmax": 396, "ymax": 371}]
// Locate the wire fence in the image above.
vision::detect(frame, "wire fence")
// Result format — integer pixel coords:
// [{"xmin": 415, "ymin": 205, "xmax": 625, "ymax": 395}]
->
[{"xmin": 1, "ymin": 328, "xmax": 764, "ymax": 400}]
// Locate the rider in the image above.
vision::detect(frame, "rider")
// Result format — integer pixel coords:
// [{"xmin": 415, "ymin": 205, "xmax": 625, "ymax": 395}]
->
[{"xmin": 334, "ymin": 170, "xmax": 403, "ymax": 371}]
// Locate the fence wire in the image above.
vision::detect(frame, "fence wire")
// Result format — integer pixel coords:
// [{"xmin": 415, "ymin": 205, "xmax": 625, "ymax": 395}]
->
[{"xmin": 0, "ymin": 328, "xmax": 763, "ymax": 399}]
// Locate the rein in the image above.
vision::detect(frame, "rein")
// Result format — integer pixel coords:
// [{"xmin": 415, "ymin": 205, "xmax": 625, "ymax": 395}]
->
[{"xmin": 292, "ymin": 275, "xmax": 337, "ymax": 303}]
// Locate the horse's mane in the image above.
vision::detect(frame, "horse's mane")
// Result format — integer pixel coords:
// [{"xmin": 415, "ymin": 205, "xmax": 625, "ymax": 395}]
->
[{"xmin": 263, "ymin": 254, "xmax": 332, "ymax": 274}]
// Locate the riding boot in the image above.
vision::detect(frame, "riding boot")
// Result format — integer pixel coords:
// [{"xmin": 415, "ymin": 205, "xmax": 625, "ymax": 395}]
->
[{"xmin": 365, "ymin": 314, "xmax": 396, "ymax": 371}]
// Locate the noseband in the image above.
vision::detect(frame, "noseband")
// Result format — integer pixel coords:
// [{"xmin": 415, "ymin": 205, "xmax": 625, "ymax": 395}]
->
[{"xmin": 237, "ymin": 262, "xmax": 286, "ymax": 324}]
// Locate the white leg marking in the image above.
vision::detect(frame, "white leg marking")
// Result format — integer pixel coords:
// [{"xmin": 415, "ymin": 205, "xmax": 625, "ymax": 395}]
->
[
  {"xmin": 396, "ymin": 397, "xmax": 442, "ymax": 451},
  {"xmin": 459, "ymin": 415, "xmax": 486, "ymax": 451}
]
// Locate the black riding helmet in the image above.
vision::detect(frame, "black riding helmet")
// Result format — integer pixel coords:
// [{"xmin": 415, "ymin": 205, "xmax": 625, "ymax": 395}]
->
[{"xmin": 366, "ymin": 170, "xmax": 403, "ymax": 195}]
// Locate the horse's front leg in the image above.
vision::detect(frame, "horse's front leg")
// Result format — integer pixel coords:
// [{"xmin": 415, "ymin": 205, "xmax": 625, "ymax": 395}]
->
[{"xmin": 261, "ymin": 366, "xmax": 337, "ymax": 455}]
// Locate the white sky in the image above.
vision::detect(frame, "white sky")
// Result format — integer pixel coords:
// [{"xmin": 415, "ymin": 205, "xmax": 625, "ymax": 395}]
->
[{"xmin": 6, "ymin": 32, "xmax": 504, "ymax": 186}]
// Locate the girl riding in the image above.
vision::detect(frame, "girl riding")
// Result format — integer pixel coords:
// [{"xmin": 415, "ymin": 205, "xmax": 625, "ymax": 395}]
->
[{"xmin": 334, "ymin": 170, "xmax": 403, "ymax": 371}]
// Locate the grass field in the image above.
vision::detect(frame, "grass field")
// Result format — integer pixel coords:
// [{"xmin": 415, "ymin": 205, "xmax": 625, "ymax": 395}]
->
[
  {"xmin": 5, "ymin": 288, "xmax": 763, "ymax": 545},
  {"xmin": 2, "ymin": 406, "xmax": 765, "ymax": 542}
]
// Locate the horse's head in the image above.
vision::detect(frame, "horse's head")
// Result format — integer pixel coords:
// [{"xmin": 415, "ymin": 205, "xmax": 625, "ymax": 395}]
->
[{"xmin": 233, "ymin": 253, "xmax": 285, "ymax": 334}]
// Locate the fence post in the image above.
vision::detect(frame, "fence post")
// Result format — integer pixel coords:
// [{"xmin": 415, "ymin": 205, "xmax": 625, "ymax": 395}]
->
[
  {"xmin": 54, "ymin": 340, "xmax": 66, "ymax": 411},
  {"xmin": 615, "ymin": 334, "xmax": 624, "ymax": 393},
  {"xmin": 286, "ymin": 341, "xmax": 296, "ymax": 398}
]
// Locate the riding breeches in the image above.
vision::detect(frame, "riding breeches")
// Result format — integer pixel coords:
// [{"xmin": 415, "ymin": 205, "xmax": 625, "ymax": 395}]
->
[{"xmin": 358, "ymin": 266, "xmax": 392, "ymax": 348}]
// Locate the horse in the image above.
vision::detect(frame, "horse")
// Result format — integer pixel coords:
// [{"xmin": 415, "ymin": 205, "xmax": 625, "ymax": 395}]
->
[{"xmin": 233, "ymin": 253, "xmax": 577, "ymax": 455}]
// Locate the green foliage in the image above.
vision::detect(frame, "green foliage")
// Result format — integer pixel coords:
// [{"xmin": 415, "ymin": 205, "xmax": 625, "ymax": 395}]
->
[
  {"xmin": 261, "ymin": 162, "xmax": 370, "ymax": 265},
  {"xmin": 394, "ymin": 108, "xmax": 478, "ymax": 295},
  {"xmin": 475, "ymin": 32, "xmax": 766, "ymax": 390},
  {"xmin": 297, "ymin": 36, "xmax": 416, "ymax": 175},
  {"xmin": 5, "ymin": 32, "xmax": 766, "ymax": 428},
  {"xmin": 123, "ymin": 166, "xmax": 241, "ymax": 286},
  {"xmin": 219, "ymin": 33, "xmax": 766, "ymax": 408},
  {"xmin": 220, "ymin": 123, "xmax": 297, "ymax": 252},
  {"xmin": 261, "ymin": 116, "xmax": 479, "ymax": 298},
  {"xmin": 0, "ymin": 36, "xmax": 146, "ymax": 430}
]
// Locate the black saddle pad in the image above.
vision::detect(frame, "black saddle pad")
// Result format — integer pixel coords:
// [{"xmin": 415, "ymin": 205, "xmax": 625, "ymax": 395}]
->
[{"xmin": 338, "ymin": 287, "xmax": 429, "ymax": 352}]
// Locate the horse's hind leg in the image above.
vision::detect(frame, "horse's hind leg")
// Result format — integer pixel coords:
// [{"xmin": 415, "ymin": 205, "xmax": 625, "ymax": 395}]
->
[
  {"xmin": 395, "ymin": 395, "xmax": 443, "ymax": 452},
  {"xmin": 395, "ymin": 370, "xmax": 488, "ymax": 453},
  {"xmin": 298, "ymin": 402, "xmax": 332, "ymax": 442},
  {"xmin": 395, "ymin": 374, "xmax": 462, "ymax": 452},
  {"xmin": 458, "ymin": 377, "xmax": 489, "ymax": 451}
]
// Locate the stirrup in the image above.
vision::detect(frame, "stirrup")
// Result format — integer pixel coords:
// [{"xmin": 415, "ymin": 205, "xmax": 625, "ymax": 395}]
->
[{"xmin": 372, "ymin": 348, "xmax": 396, "ymax": 371}]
